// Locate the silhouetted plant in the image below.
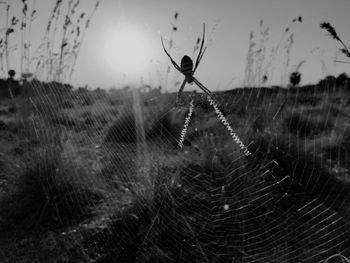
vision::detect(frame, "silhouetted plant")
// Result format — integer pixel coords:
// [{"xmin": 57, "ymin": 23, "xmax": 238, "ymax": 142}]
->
[
  {"xmin": 317, "ymin": 75, "xmax": 338, "ymax": 92},
  {"xmin": 262, "ymin": 74, "xmax": 268, "ymax": 84},
  {"xmin": 8, "ymin": 69, "xmax": 15, "ymax": 78},
  {"xmin": 325, "ymin": 75, "xmax": 336, "ymax": 90},
  {"xmin": 321, "ymin": 22, "xmax": 350, "ymax": 62},
  {"xmin": 5, "ymin": 69, "xmax": 19, "ymax": 98},
  {"xmin": 0, "ymin": 148, "xmax": 104, "ymax": 233},
  {"xmin": 244, "ymin": 17, "xmax": 302, "ymax": 87},
  {"xmin": 336, "ymin": 72, "xmax": 348, "ymax": 86},
  {"xmin": 163, "ymin": 11, "xmax": 180, "ymax": 91},
  {"xmin": 289, "ymin": 71, "xmax": 301, "ymax": 86}
]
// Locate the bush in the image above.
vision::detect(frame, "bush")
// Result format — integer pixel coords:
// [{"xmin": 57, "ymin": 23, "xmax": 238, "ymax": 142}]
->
[
  {"xmin": 290, "ymin": 71, "xmax": 301, "ymax": 86},
  {"xmin": 284, "ymin": 111, "xmax": 333, "ymax": 137},
  {"xmin": 61, "ymin": 100, "xmax": 74, "ymax": 109},
  {"xmin": 325, "ymin": 128, "xmax": 350, "ymax": 165},
  {"xmin": 104, "ymin": 108, "xmax": 184, "ymax": 145},
  {"xmin": 104, "ymin": 113, "xmax": 137, "ymax": 143},
  {"xmin": 0, "ymin": 147, "xmax": 104, "ymax": 234},
  {"xmin": 147, "ymin": 109, "xmax": 183, "ymax": 144},
  {"xmin": 247, "ymin": 133, "xmax": 350, "ymax": 214},
  {"xmin": 80, "ymin": 96, "xmax": 94, "ymax": 106},
  {"xmin": 84, "ymin": 131, "xmax": 350, "ymax": 262},
  {"xmin": 291, "ymin": 95, "xmax": 321, "ymax": 106},
  {"xmin": 52, "ymin": 114, "xmax": 78, "ymax": 128},
  {"xmin": 0, "ymin": 120, "xmax": 8, "ymax": 130}
]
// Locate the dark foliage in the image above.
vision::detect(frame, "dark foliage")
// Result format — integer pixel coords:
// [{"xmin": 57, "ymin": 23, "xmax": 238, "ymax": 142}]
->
[
  {"xmin": 147, "ymin": 110, "xmax": 183, "ymax": 145},
  {"xmin": 284, "ymin": 111, "xmax": 333, "ymax": 137},
  {"xmin": 85, "ymin": 134, "xmax": 350, "ymax": 262},
  {"xmin": 336, "ymin": 72, "xmax": 348, "ymax": 86},
  {"xmin": 247, "ymin": 134, "xmax": 350, "ymax": 216},
  {"xmin": 317, "ymin": 75, "xmax": 337, "ymax": 92},
  {"xmin": 0, "ymin": 148, "xmax": 103, "ymax": 235},
  {"xmin": 288, "ymin": 95, "xmax": 321, "ymax": 106},
  {"xmin": 326, "ymin": 128, "xmax": 350, "ymax": 166},
  {"xmin": 52, "ymin": 115, "xmax": 78, "ymax": 128},
  {"xmin": 289, "ymin": 71, "xmax": 301, "ymax": 87},
  {"xmin": 8, "ymin": 69, "xmax": 16, "ymax": 78},
  {"xmin": 84, "ymin": 203, "xmax": 153, "ymax": 263},
  {"xmin": 61, "ymin": 100, "xmax": 75, "ymax": 109},
  {"xmin": 104, "ymin": 113, "xmax": 137, "ymax": 143},
  {"xmin": 0, "ymin": 119, "xmax": 8, "ymax": 130}
]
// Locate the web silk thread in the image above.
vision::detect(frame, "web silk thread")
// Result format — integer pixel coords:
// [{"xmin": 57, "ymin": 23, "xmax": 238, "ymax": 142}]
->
[
  {"xmin": 207, "ymin": 96, "xmax": 251, "ymax": 156},
  {"xmin": 178, "ymin": 97, "xmax": 251, "ymax": 156},
  {"xmin": 178, "ymin": 99, "xmax": 194, "ymax": 148}
]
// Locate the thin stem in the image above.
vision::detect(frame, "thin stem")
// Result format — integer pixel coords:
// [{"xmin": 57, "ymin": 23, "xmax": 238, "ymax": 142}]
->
[
  {"xmin": 339, "ymin": 39, "xmax": 350, "ymax": 57},
  {"xmin": 68, "ymin": 0, "xmax": 101, "ymax": 81},
  {"xmin": 26, "ymin": 0, "xmax": 36, "ymax": 73},
  {"xmin": 5, "ymin": 0, "xmax": 9, "ymax": 73},
  {"xmin": 57, "ymin": 0, "xmax": 73, "ymax": 82}
]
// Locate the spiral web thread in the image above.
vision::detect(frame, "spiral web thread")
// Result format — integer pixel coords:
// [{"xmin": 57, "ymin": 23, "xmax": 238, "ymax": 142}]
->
[{"xmin": 1, "ymin": 80, "xmax": 350, "ymax": 262}]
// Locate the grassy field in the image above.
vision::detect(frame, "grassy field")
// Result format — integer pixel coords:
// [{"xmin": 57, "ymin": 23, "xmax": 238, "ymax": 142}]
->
[
  {"xmin": 0, "ymin": 82, "xmax": 350, "ymax": 262},
  {"xmin": 1, "ymin": 2, "xmax": 350, "ymax": 261}
]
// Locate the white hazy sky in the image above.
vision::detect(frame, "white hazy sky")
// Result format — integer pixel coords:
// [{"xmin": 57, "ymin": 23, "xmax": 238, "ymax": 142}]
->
[{"xmin": 1, "ymin": 0, "xmax": 350, "ymax": 91}]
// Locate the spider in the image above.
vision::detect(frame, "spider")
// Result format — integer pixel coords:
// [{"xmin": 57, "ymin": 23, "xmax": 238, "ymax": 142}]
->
[{"xmin": 161, "ymin": 24, "xmax": 213, "ymax": 104}]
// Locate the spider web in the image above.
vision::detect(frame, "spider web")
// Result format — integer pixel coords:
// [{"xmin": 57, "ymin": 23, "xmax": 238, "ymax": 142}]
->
[{"xmin": 1, "ymin": 79, "xmax": 350, "ymax": 263}]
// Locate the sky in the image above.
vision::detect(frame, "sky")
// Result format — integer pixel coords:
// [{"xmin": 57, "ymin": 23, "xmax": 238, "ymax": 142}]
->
[{"xmin": 1, "ymin": 0, "xmax": 350, "ymax": 92}]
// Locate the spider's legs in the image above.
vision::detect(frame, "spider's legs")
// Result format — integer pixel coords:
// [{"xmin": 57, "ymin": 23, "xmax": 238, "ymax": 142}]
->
[
  {"xmin": 161, "ymin": 37, "xmax": 182, "ymax": 72},
  {"xmin": 176, "ymin": 78, "xmax": 187, "ymax": 105},
  {"xmin": 192, "ymin": 77, "xmax": 214, "ymax": 99},
  {"xmin": 193, "ymin": 24, "xmax": 207, "ymax": 74}
]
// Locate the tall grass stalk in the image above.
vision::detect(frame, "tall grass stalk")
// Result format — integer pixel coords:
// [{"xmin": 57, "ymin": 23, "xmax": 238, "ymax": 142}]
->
[
  {"xmin": 163, "ymin": 12, "xmax": 179, "ymax": 92},
  {"xmin": 4, "ymin": 1, "xmax": 10, "ymax": 73},
  {"xmin": 321, "ymin": 21, "xmax": 350, "ymax": 63},
  {"xmin": 68, "ymin": 0, "xmax": 101, "ymax": 81},
  {"xmin": 20, "ymin": 0, "xmax": 37, "ymax": 75},
  {"xmin": 57, "ymin": 0, "xmax": 73, "ymax": 82},
  {"xmin": 244, "ymin": 17, "xmax": 301, "ymax": 87}
]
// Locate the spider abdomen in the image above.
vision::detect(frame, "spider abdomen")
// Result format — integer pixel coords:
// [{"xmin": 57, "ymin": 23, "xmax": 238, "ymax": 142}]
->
[{"xmin": 181, "ymin": 55, "xmax": 193, "ymax": 76}]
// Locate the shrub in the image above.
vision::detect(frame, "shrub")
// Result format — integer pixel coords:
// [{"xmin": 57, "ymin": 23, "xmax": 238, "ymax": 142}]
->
[
  {"xmin": 291, "ymin": 95, "xmax": 321, "ymax": 106},
  {"xmin": 52, "ymin": 114, "xmax": 78, "ymax": 128},
  {"xmin": 147, "ymin": 109, "xmax": 183, "ymax": 145},
  {"xmin": 290, "ymin": 71, "xmax": 301, "ymax": 86},
  {"xmin": 247, "ymin": 133, "xmax": 350, "ymax": 214},
  {"xmin": 85, "ymin": 131, "xmax": 350, "ymax": 262},
  {"xmin": 0, "ymin": 120, "xmax": 8, "ymax": 130},
  {"xmin": 105, "ymin": 107, "xmax": 185, "ymax": 145},
  {"xmin": 84, "ymin": 202, "xmax": 153, "ymax": 262},
  {"xmin": 325, "ymin": 128, "xmax": 350, "ymax": 166},
  {"xmin": 104, "ymin": 112, "xmax": 137, "ymax": 143},
  {"xmin": 61, "ymin": 100, "xmax": 74, "ymax": 109},
  {"xmin": 284, "ymin": 111, "xmax": 333, "ymax": 137},
  {"xmin": 336, "ymin": 72, "xmax": 348, "ymax": 87},
  {"xmin": 0, "ymin": 147, "xmax": 104, "ymax": 234}
]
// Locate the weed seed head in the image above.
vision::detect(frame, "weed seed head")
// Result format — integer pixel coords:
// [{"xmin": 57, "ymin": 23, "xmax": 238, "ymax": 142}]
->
[{"xmin": 320, "ymin": 22, "xmax": 340, "ymax": 41}]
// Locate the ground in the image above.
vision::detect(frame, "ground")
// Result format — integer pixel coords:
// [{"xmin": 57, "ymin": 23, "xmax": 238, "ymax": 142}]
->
[{"xmin": 0, "ymin": 84, "xmax": 350, "ymax": 262}]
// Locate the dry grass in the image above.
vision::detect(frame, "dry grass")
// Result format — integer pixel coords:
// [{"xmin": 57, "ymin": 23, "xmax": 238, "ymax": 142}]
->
[
  {"xmin": 1, "ymin": 7, "xmax": 350, "ymax": 262},
  {"xmin": 0, "ymin": 83, "xmax": 350, "ymax": 262},
  {"xmin": 0, "ymin": 146, "xmax": 105, "ymax": 235}
]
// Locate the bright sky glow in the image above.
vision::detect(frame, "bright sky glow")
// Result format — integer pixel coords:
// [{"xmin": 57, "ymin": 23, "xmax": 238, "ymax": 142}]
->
[
  {"xmin": 1, "ymin": 0, "xmax": 350, "ymax": 90},
  {"xmin": 100, "ymin": 24, "xmax": 154, "ymax": 79}
]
